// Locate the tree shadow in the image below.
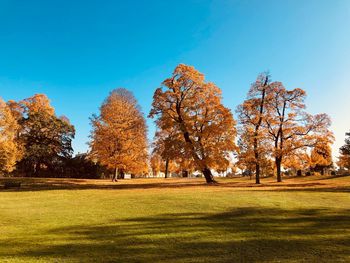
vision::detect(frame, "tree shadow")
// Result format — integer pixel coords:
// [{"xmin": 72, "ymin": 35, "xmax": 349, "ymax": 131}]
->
[
  {"xmin": 1, "ymin": 207, "xmax": 349, "ymax": 262},
  {"xmin": 1, "ymin": 177, "xmax": 350, "ymax": 193},
  {"xmin": 0, "ymin": 178, "xmax": 212, "ymax": 192}
]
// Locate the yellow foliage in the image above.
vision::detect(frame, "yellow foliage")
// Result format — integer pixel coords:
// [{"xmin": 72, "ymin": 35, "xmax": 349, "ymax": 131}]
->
[
  {"xmin": 89, "ymin": 88, "xmax": 148, "ymax": 175},
  {"xmin": 0, "ymin": 98, "xmax": 23, "ymax": 173},
  {"xmin": 149, "ymin": 64, "xmax": 237, "ymax": 183}
]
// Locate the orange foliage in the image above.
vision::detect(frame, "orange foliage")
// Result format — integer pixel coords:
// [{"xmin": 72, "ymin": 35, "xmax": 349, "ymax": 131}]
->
[
  {"xmin": 0, "ymin": 98, "xmax": 23, "ymax": 173},
  {"xmin": 264, "ymin": 82, "xmax": 333, "ymax": 181},
  {"xmin": 89, "ymin": 88, "xmax": 148, "ymax": 178},
  {"xmin": 236, "ymin": 73, "xmax": 272, "ymax": 183},
  {"xmin": 149, "ymin": 64, "xmax": 237, "ymax": 183}
]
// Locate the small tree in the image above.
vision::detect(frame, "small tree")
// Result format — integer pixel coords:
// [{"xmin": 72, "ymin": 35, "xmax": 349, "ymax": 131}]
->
[
  {"xmin": 310, "ymin": 139, "xmax": 333, "ymax": 175},
  {"xmin": 338, "ymin": 131, "xmax": 350, "ymax": 170}
]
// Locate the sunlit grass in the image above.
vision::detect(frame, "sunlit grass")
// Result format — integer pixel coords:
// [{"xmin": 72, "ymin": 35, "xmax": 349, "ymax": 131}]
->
[{"xmin": 0, "ymin": 176, "xmax": 350, "ymax": 262}]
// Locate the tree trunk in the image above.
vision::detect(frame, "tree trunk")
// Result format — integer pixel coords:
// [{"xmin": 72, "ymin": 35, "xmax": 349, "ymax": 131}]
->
[
  {"xmin": 202, "ymin": 167, "xmax": 216, "ymax": 183},
  {"xmin": 253, "ymin": 83, "xmax": 267, "ymax": 184},
  {"xmin": 253, "ymin": 133, "xmax": 261, "ymax": 184},
  {"xmin": 165, "ymin": 158, "xmax": 169, "ymax": 178},
  {"xmin": 112, "ymin": 167, "xmax": 118, "ymax": 182},
  {"xmin": 255, "ymin": 163, "xmax": 260, "ymax": 184},
  {"xmin": 183, "ymin": 170, "xmax": 189, "ymax": 177},
  {"xmin": 276, "ymin": 158, "xmax": 282, "ymax": 182}
]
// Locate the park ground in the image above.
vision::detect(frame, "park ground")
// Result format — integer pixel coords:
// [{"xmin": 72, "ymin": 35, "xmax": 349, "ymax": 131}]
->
[{"xmin": 0, "ymin": 175, "xmax": 350, "ymax": 262}]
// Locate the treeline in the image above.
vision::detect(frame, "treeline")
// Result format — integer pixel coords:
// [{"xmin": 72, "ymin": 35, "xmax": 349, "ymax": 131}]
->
[
  {"xmin": 0, "ymin": 94, "xmax": 97, "ymax": 178},
  {"xmin": 1, "ymin": 64, "xmax": 349, "ymax": 183}
]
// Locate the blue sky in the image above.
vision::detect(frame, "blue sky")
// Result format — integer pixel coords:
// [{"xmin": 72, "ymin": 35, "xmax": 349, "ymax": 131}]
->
[{"xmin": 1, "ymin": 0, "xmax": 349, "ymax": 158}]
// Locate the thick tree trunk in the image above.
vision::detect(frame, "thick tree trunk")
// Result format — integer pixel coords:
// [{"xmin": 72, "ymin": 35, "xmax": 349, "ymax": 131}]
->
[
  {"xmin": 276, "ymin": 158, "xmax": 282, "ymax": 182},
  {"xmin": 165, "ymin": 158, "xmax": 169, "ymax": 178},
  {"xmin": 202, "ymin": 167, "xmax": 216, "ymax": 183},
  {"xmin": 112, "ymin": 167, "xmax": 118, "ymax": 182},
  {"xmin": 253, "ymin": 131, "xmax": 261, "ymax": 184},
  {"xmin": 183, "ymin": 170, "xmax": 189, "ymax": 177},
  {"xmin": 253, "ymin": 139, "xmax": 260, "ymax": 184},
  {"xmin": 253, "ymin": 83, "xmax": 267, "ymax": 184},
  {"xmin": 255, "ymin": 163, "xmax": 260, "ymax": 184}
]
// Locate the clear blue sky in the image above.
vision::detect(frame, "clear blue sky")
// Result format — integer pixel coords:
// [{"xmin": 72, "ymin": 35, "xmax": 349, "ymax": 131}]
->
[{"xmin": 1, "ymin": 0, "xmax": 349, "ymax": 158}]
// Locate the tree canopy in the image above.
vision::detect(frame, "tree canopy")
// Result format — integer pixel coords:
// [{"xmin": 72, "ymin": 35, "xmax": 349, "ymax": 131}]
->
[
  {"xmin": 338, "ymin": 131, "xmax": 350, "ymax": 170},
  {"xmin": 13, "ymin": 94, "xmax": 75, "ymax": 176},
  {"xmin": 89, "ymin": 88, "xmax": 148, "ymax": 180},
  {"xmin": 149, "ymin": 64, "xmax": 237, "ymax": 183}
]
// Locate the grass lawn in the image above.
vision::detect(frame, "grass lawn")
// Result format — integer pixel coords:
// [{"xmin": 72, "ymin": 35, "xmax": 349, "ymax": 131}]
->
[{"xmin": 0, "ymin": 175, "xmax": 350, "ymax": 262}]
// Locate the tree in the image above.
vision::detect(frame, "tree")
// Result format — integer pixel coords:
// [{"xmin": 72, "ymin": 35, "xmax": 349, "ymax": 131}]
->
[
  {"xmin": 0, "ymin": 98, "xmax": 23, "ymax": 174},
  {"xmin": 152, "ymin": 127, "xmax": 187, "ymax": 178},
  {"xmin": 14, "ymin": 94, "xmax": 75, "ymax": 176},
  {"xmin": 338, "ymin": 131, "xmax": 350, "ymax": 170},
  {"xmin": 149, "ymin": 64, "xmax": 237, "ymax": 183},
  {"xmin": 310, "ymin": 139, "xmax": 333, "ymax": 175},
  {"xmin": 237, "ymin": 127, "xmax": 273, "ymax": 179},
  {"xmin": 283, "ymin": 150, "xmax": 310, "ymax": 176},
  {"xmin": 264, "ymin": 83, "xmax": 333, "ymax": 182},
  {"xmin": 236, "ymin": 73, "xmax": 271, "ymax": 184},
  {"xmin": 89, "ymin": 88, "xmax": 148, "ymax": 181},
  {"xmin": 150, "ymin": 152, "xmax": 163, "ymax": 177}
]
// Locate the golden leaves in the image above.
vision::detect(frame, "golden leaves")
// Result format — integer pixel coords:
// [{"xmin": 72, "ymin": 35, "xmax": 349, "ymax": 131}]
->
[
  {"xmin": 0, "ymin": 98, "xmax": 23, "ymax": 173},
  {"xmin": 150, "ymin": 64, "xmax": 237, "ymax": 179},
  {"xmin": 89, "ymin": 88, "xmax": 148, "ymax": 175}
]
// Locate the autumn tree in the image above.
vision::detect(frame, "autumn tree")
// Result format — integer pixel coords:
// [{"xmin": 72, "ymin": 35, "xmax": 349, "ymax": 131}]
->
[
  {"xmin": 236, "ymin": 73, "xmax": 271, "ymax": 184},
  {"xmin": 13, "ymin": 94, "xmax": 75, "ymax": 176},
  {"xmin": 149, "ymin": 64, "xmax": 237, "ymax": 183},
  {"xmin": 150, "ymin": 152, "xmax": 163, "ymax": 177},
  {"xmin": 236, "ymin": 128, "xmax": 273, "ymax": 179},
  {"xmin": 338, "ymin": 131, "xmax": 350, "ymax": 170},
  {"xmin": 283, "ymin": 150, "xmax": 310, "ymax": 176},
  {"xmin": 0, "ymin": 98, "xmax": 23, "ymax": 174},
  {"xmin": 89, "ymin": 88, "xmax": 148, "ymax": 181},
  {"xmin": 310, "ymin": 139, "xmax": 333, "ymax": 175},
  {"xmin": 264, "ymin": 83, "xmax": 333, "ymax": 182},
  {"xmin": 150, "ymin": 150, "xmax": 179, "ymax": 177},
  {"xmin": 151, "ymin": 126, "xmax": 188, "ymax": 178}
]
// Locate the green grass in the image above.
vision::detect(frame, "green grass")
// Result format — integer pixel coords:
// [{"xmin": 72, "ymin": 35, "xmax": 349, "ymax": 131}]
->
[{"xmin": 0, "ymin": 176, "xmax": 350, "ymax": 262}]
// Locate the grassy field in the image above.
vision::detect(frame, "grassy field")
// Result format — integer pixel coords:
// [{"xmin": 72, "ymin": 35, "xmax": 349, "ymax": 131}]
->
[{"xmin": 0, "ymin": 175, "xmax": 350, "ymax": 262}]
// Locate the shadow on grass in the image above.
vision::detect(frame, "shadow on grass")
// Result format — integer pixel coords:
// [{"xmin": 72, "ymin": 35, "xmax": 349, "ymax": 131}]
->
[
  {"xmin": 0, "ymin": 177, "xmax": 212, "ymax": 192},
  {"xmin": 1, "ymin": 177, "xmax": 350, "ymax": 193},
  {"xmin": 1, "ymin": 207, "xmax": 350, "ymax": 262}
]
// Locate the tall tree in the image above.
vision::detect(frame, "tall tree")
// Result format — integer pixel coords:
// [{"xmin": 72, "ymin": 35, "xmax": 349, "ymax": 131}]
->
[
  {"xmin": 236, "ymin": 73, "xmax": 271, "ymax": 184},
  {"xmin": 14, "ymin": 94, "xmax": 75, "ymax": 176},
  {"xmin": 89, "ymin": 88, "xmax": 148, "ymax": 181},
  {"xmin": 338, "ymin": 131, "xmax": 350, "ymax": 169},
  {"xmin": 264, "ymin": 83, "xmax": 332, "ymax": 182},
  {"xmin": 0, "ymin": 98, "xmax": 23, "ymax": 174},
  {"xmin": 149, "ymin": 64, "xmax": 237, "ymax": 183}
]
